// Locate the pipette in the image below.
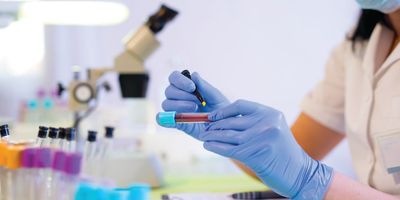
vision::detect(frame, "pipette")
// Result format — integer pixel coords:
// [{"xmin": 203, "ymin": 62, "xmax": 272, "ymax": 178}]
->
[{"xmin": 157, "ymin": 111, "xmax": 210, "ymax": 126}]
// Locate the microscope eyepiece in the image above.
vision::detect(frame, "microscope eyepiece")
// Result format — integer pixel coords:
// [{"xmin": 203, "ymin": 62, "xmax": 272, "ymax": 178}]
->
[{"xmin": 146, "ymin": 4, "xmax": 178, "ymax": 34}]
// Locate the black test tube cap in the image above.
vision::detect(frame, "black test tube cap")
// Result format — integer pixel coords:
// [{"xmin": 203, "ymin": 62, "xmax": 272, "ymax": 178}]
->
[
  {"xmin": 87, "ymin": 130, "xmax": 97, "ymax": 142},
  {"xmin": 66, "ymin": 128, "xmax": 76, "ymax": 141},
  {"xmin": 58, "ymin": 127, "xmax": 66, "ymax": 139},
  {"xmin": 37, "ymin": 126, "xmax": 48, "ymax": 139},
  {"xmin": 48, "ymin": 127, "xmax": 58, "ymax": 139},
  {"xmin": 0, "ymin": 124, "xmax": 9, "ymax": 137},
  {"xmin": 105, "ymin": 126, "xmax": 114, "ymax": 138}
]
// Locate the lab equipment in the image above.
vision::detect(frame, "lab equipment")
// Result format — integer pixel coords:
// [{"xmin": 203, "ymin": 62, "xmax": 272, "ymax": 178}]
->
[
  {"xmin": 50, "ymin": 150, "xmax": 67, "ymax": 200},
  {"xmin": 84, "ymin": 130, "xmax": 98, "ymax": 160},
  {"xmin": 57, "ymin": 4, "xmax": 179, "ymax": 132},
  {"xmin": 36, "ymin": 126, "xmax": 48, "ymax": 147},
  {"xmin": 0, "ymin": 142, "xmax": 8, "ymax": 200},
  {"xmin": 33, "ymin": 148, "xmax": 53, "ymax": 200},
  {"xmin": 48, "ymin": 127, "xmax": 59, "ymax": 149},
  {"xmin": 356, "ymin": 0, "xmax": 400, "ymax": 13},
  {"xmin": 161, "ymin": 71, "xmax": 230, "ymax": 139},
  {"xmin": 21, "ymin": 148, "xmax": 36, "ymax": 200},
  {"xmin": 181, "ymin": 70, "xmax": 206, "ymax": 107},
  {"xmin": 61, "ymin": 153, "xmax": 82, "ymax": 200},
  {"xmin": 58, "ymin": 127, "xmax": 66, "ymax": 149},
  {"xmin": 99, "ymin": 126, "xmax": 114, "ymax": 158},
  {"xmin": 157, "ymin": 111, "xmax": 210, "ymax": 126},
  {"xmin": 200, "ymin": 100, "xmax": 333, "ymax": 199},
  {"xmin": 65, "ymin": 128, "xmax": 76, "ymax": 152},
  {"xmin": 5, "ymin": 146, "xmax": 23, "ymax": 200},
  {"xmin": 0, "ymin": 124, "xmax": 10, "ymax": 142}
]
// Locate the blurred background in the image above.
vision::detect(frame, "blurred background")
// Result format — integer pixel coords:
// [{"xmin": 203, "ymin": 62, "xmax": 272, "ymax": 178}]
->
[{"xmin": 0, "ymin": 0, "xmax": 359, "ymax": 190}]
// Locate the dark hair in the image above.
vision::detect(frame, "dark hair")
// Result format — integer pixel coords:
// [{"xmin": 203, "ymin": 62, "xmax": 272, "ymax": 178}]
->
[{"xmin": 350, "ymin": 9, "xmax": 391, "ymax": 43}]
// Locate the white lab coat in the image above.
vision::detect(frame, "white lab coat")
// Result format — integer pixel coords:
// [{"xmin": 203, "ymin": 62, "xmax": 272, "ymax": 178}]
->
[{"xmin": 301, "ymin": 23, "xmax": 400, "ymax": 196}]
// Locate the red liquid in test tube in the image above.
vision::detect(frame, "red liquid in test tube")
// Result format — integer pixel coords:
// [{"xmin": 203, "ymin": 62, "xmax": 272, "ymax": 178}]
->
[{"xmin": 174, "ymin": 113, "xmax": 210, "ymax": 123}]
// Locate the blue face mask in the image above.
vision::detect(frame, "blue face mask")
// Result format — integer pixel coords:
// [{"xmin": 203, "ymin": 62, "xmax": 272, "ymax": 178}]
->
[{"xmin": 356, "ymin": 0, "xmax": 400, "ymax": 13}]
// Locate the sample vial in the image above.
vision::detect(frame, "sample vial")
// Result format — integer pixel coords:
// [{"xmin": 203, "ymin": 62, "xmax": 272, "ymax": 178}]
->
[
  {"xmin": 49, "ymin": 151, "xmax": 67, "ymax": 200},
  {"xmin": 84, "ymin": 130, "xmax": 97, "ymax": 160},
  {"xmin": 48, "ymin": 127, "xmax": 59, "ymax": 149},
  {"xmin": 5, "ymin": 146, "xmax": 24, "ymax": 200},
  {"xmin": 60, "ymin": 153, "xmax": 82, "ymax": 200},
  {"xmin": 156, "ymin": 111, "xmax": 210, "ymax": 126},
  {"xmin": 36, "ymin": 126, "xmax": 49, "ymax": 147},
  {"xmin": 58, "ymin": 128, "xmax": 67, "ymax": 150},
  {"xmin": 21, "ymin": 148, "xmax": 36, "ymax": 200},
  {"xmin": 99, "ymin": 127, "xmax": 114, "ymax": 158},
  {"xmin": 33, "ymin": 148, "xmax": 52, "ymax": 200},
  {"xmin": 0, "ymin": 124, "xmax": 10, "ymax": 142},
  {"xmin": 65, "ymin": 128, "xmax": 76, "ymax": 152}
]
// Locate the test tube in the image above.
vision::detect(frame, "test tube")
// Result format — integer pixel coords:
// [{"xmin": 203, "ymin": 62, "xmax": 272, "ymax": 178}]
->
[
  {"xmin": 0, "ymin": 124, "xmax": 10, "ymax": 142},
  {"xmin": 47, "ymin": 127, "xmax": 59, "ymax": 149},
  {"xmin": 58, "ymin": 127, "xmax": 66, "ymax": 149},
  {"xmin": 60, "ymin": 153, "xmax": 82, "ymax": 200},
  {"xmin": 21, "ymin": 148, "xmax": 36, "ymax": 200},
  {"xmin": 84, "ymin": 130, "xmax": 97, "ymax": 160},
  {"xmin": 156, "ymin": 111, "xmax": 210, "ymax": 126},
  {"xmin": 0, "ymin": 142, "xmax": 8, "ymax": 200},
  {"xmin": 36, "ymin": 126, "xmax": 48, "ymax": 147},
  {"xmin": 33, "ymin": 148, "xmax": 52, "ymax": 200},
  {"xmin": 5, "ymin": 145, "xmax": 24, "ymax": 200},
  {"xmin": 99, "ymin": 127, "xmax": 114, "ymax": 158},
  {"xmin": 65, "ymin": 128, "xmax": 76, "ymax": 152},
  {"xmin": 49, "ymin": 151, "xmax": 67, "ymax": 200}
]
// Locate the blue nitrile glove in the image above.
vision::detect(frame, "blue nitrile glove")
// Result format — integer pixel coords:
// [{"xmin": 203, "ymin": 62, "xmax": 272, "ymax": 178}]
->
[
  {"xmin": 160, "ymin": 71, "xmax": 229, "ymax": 139},
  {"xmin": 200, "ymin": 100, "xmax": 333, "ymax": 200}
]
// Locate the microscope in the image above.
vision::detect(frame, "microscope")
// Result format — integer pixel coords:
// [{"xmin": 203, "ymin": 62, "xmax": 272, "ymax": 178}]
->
[{"xmin": 58, "ymin": 5, "xmax": 178, "ymax": 130}]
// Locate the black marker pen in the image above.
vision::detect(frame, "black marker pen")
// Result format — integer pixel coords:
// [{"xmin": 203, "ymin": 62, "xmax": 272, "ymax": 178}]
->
[{"xmin": 181, "ymin": 69, "xmax": 206, "ymax": 107}]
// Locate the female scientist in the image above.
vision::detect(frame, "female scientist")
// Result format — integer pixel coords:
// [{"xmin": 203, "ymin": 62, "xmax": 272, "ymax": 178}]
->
[{"xmin": 159, "ymin": 0, "xmax": 400, "ymax": 199}]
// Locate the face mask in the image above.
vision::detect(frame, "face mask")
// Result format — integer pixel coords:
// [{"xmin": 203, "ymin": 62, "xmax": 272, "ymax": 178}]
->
[{"xmin": 356, "ymin": 0, "xmax": 400, "ymax": 13}]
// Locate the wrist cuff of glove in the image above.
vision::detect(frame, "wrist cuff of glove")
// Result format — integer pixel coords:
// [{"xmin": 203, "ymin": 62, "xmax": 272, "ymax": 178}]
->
[{"xmin": 293, "ymin": 163, "xmax": 334, "ymax": 200}]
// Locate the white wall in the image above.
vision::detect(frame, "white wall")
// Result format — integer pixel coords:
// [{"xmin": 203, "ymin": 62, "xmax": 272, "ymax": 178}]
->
[{"xmin": 45, "ymin": 0, "xmax": 359, "ymax": 177}]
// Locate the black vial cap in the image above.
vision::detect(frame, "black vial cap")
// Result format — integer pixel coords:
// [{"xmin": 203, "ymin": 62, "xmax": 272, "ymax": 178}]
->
[
  {"xmin": 0, "ymin": 124, "xmax": 9, "ymax": 137},
  {"xmin": 66, "ymin": 128, "xmax": 76, "ymax": 141},
  {"xmin": 105, "ymin": 126, "xmax": 114, "ymax": 138},
  {"xmin": 58, "ymin": 128, "xmax": 66, "ymax": 139},
  {"xmin": 48, "ymin": 127, "xmax": 58, "ymax": 139},
  {"xmin": 37, "ymin": 126, "xmax": 48, "ymax": 139},
  {"xmin": 87, "ymin": 130, "xmax": 97, "ymax": 142}
]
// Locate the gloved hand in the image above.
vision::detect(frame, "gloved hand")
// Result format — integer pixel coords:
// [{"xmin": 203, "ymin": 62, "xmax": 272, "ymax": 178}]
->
[
  {"xmin": 160, "ymin": 71, "xmax": 229, "ymax": 139},
  {"xmin": 200, "ymin": 100, "xmax": 333, "ymax": 200}
]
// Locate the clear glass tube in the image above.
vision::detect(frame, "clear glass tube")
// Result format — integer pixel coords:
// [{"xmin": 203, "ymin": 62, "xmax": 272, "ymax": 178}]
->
[
  {"xmin": 48, "ymin": 138, "xmax": 58, "ymax": 149},
  {"xmin": 19, "ymin": 168, "xmax": 35, "ymax": 200},
  {"xmin": 6, "ymin": 170, "xmax": 18, "ymax": 200},
  {"xmin": 99, "ymin": 138, "xmax": 113, "ymax": 158},
  {"xmin": 174, "ymin": 113, "xmax": 210, "ymax": 123},
  {"xmin": 34, "ymin": 168, "xmax": 52, "ymax": 200},
  {"xmin": 36, "ymin": 138, "xmax": 47, "ymax": 147},
  {"xmin": 0, "ymin": 167, "xmax": 7, "ymax": 200},
  {"xmin": 59, "ymin": 175, "xmax": 79, "ymax": 200},
  {"xmin": 84, "ymin": 142, "xmax": 97, "ymax": 160},
  {"xmin": 58, "ymin": 139, "xmax": 65, "ymax": 150},
  {"xmin": 65, "ymin": 141, "xmax": 76, "ymax": 153},
  {"xmin": 0, "ymin": 136, "xmax": 9, "ymax": 143}
]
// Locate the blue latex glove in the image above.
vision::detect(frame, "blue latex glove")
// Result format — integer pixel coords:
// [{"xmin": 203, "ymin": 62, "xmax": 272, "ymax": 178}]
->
[
  {"xmin": 201, "ymin": 100, "xmax": 333, "ymax": 200},
  {"xmin": 160, "ymin": 71, "xmax": 229, "ymax": 139}
]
